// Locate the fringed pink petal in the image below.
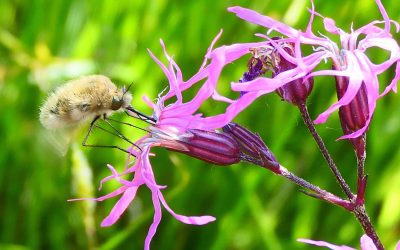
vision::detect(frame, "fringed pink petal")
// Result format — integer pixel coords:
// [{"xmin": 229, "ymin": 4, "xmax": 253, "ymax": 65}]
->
[
  {"xmin": 202, "ymin": 30, "xmax": 223, "ymax": 69},
  {"xmin": 314, "ymin": 53, "xmax": 364, "ymax": 124},
  {"xmin": 323, "ymin": 17, "xmax": 340, "ymax": 34},
  {"xmin": 200, "ymin": 91, "xmax": 263, "ymax": 130},
  {"xmin": 305, "ymin": 0, "xmax": 316, "ymax": 35},
  {"xmin": 375, "ymin": 0, "xmax": 390, "ymax": 33},
  {"xmin": 147, "ymin": 48, "xmax": 182, "ymax": 103},
  {"xmin": 297, "ymin": 238, "xmax": 356, "ymax": 250},
  {"xmin": 381, "ymin": 61, "xmax": 399, "ymax": 96},
  {"xmin": 231, "ymin": 77, "xmax": 287, "ymax": 92},
  {"xmin": 98, "ymin": 164, "xmax": 134, "ymax": 188},
  {"xmin": 159, "ymin": 39, "xmax": 183, "ymax": 84},
  {"xmin": 101, "ymin": 186, "xmax": 139, "ymax": 227},
  {"xmin": 157, "ymin": 190, "xmax": 215, "ymax": 225},
  {"xmin": 142, "ymin": 94, "xmax": 156, "ymax": 109},
  {"xmin": 144, "ymin": 187, "xmax": 162, "ymax": 250},
  {"xmin": 360, "ymin": 235, "xmax": 377, "ymax": 250},
  {"xmin": 228, "ymin": 6, "xmax": 299, "ymax": 38},
  {"xmin": 164, "ymin": 31, "xmax": 223, "ymax": 100},
  {"xmin": 68, "ymin": 185, "xmax": 129, "ymax": 202}
]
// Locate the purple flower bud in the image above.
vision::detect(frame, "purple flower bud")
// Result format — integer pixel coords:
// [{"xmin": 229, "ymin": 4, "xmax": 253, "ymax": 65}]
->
[
  {"xmin": 334, "ymin": 65, "xmax": 368, "ymax": 157},
  {"xmin": 335, "ymin": 74, "xmax": 369, "ymax": 134},
  {"xmin": 271, "ymin": 43, "xmax": 314, "ymax": 106},
  {"xmin": 223, "ymin": 123, "xmax": 281, "ymax": 173},
  {"xmin": 162, "ymin": 129, "xmax": 241, "ymax": 166}
]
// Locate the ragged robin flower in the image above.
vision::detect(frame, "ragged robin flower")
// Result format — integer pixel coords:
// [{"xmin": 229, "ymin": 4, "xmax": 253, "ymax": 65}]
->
[
  {"xmin": 208, "ymin": 0, "xmax": 399, "ymax": 140},
  {"xmin": 245, "ymin": 40, "xmax": 314, "ymax": 106}
]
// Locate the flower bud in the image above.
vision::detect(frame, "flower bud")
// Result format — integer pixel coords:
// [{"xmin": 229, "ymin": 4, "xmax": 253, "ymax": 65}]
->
[
  {"xmin": 271, "ymin": 43, "xmax": 313, "ymax": 106},
  {"xmin": 247, "ymin": 41, "xmax": 313, "ymax": 105},
  {"xmin": 333, "ymin": 65, "xmax": 368, "ymax": 157},
  {"xmin": 223, "ymin": 123, "xmax": 281, "ymax": 173},
  {"xmin": 162, "ymin": 129, "xmax": 241, "ymax": 166}
]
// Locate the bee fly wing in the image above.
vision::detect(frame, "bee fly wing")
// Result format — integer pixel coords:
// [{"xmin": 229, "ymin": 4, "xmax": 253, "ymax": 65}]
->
[{"xmin": 41, "ymin": 128, "xmax": 73, "ymax": 156}]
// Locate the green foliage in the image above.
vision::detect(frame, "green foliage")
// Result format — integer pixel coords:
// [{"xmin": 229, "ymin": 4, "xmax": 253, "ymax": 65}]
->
[{"xmin": 0, "ymin": 0, "xmax": 399, "ymax": 249}]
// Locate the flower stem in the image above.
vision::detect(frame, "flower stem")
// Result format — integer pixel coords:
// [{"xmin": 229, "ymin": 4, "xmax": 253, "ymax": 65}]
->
[
  {"xmin": 298, "ymin": 103, "xmax": 354, "ymax": 200},
  {"xmin": 278, "ymin": 165, "xmax": 353, "ymax": 209},
  {"xmin": 297, "ymin": 104, "xmax": 383, "ymax": 248},
  {"xmin": 355, "ymin": 135, "xmax": 367, "ymax": 205},
  {"xmin": 353, "ymin": 205, "xmax": 384, "ymax": 250}
]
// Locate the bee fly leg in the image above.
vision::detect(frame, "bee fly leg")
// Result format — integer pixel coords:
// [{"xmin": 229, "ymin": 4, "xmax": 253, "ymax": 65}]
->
[
  {"xmin": 106, "ymin": 116, "xmax": 149, "ymax": 133},
  {"xmin": 101, "ymin": 118, "xmax": 142, "ymax": 151},
  {"xmin": 81, "ymin": 115, "xmax": 135, "ymax": 155},
  {"xmin": 82, "ymin": 115, "xmax": 100, "ymax": 146}
]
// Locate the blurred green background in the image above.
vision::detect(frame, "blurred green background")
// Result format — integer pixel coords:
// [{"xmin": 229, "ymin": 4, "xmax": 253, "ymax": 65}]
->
[{"xmin": 1, "ymin": 0, "xmax": 400, "ymax": 249}]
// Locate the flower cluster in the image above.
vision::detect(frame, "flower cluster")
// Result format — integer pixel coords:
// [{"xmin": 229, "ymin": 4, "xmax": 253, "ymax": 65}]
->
[
  {"xmin": 223, "ymin": 0, "xmax": 400, "ymax": 139},
  {"xmin": 75, "ymin": 0, "xmax": 399, "ymax": 249}
]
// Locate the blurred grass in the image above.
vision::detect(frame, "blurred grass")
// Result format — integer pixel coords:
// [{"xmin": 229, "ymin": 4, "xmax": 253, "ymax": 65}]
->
[{"xmin": 1, "ymin": 0, "xmax": 400, "ymax": 249}]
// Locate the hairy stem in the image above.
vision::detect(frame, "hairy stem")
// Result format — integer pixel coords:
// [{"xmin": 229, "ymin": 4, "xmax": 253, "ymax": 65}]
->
[
  {"xmin": 278, "ymin": 166, "xmax": 353, "ymax": 209},
  {"xmin": 242, "ymin": 153, "xmax": 352, "ymax": 209},
  {"xmin": 353, "ymin": 205, "xmax": 383, "ymax": 250},
  {"xmin": 298, "ymin": 103, "xmax": 354, "ymax": 199},
  {"xmin": 355, "ymin": 135, "xmax": 367, "ymax": 205}
]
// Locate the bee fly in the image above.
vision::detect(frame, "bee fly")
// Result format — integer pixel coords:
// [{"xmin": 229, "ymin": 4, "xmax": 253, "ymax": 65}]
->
[{"xmin": 39, "ymin": 75, "xmax": 153, "ymax": 154}]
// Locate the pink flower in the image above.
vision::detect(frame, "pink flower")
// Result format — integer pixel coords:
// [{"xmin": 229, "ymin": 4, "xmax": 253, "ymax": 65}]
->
[
  {"xmin": 213, "ymin": 0, "xmax": 400, "ymax": 139},
  {"xmin": 71, "ymin": 33, "xmax": 244, "ymax": 250},
  {"xmin": 298, "ymin": 234, "xmax": 400, "ymax": 250}
]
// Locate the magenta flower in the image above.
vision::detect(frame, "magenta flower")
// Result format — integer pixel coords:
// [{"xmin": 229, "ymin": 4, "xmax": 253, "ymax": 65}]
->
[
  {"xmin": 210, "ymin": 0, "xmax": 399, "ymax": 139},
  {"xmin": 70, "ymin": 33, "xmax": 246, "ymax": 250},
  {"xmin": 298, "ymin": 234, "xmax": 400, "ymax": 250}
]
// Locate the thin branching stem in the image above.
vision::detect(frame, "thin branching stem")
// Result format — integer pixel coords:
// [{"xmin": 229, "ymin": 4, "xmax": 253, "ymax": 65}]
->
[
  {"xmin": 297, "ymin": 104, "xmax": 383, "ymax": 248},
  {"xmin": 353, "ymin": 205, "xmax": 384, "ymax": 250},
  {"xmin": 298, "ymin": 103, "xmax": 354, "ymax": 199}
]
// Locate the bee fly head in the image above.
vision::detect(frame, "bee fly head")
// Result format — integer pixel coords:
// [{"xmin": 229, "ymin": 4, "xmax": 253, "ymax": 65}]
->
[
  {"xmin": 112, "ymin": 83, "xmax": 133, "ymax": 111},
  {"xmin": 111, "ymin": 96, "xmax": 124, "ymax": 110}
]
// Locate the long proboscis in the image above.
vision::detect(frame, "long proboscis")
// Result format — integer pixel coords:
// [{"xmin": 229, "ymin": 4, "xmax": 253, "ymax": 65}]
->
[{"xmin": 125, "ymin": 106, "xmax": 157, "ymax": 124}]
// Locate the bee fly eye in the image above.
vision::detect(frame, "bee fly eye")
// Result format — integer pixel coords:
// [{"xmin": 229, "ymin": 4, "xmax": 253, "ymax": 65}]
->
[{"xmin": 111, "ymin": 96, "xmax": 123, "ymax": 110}]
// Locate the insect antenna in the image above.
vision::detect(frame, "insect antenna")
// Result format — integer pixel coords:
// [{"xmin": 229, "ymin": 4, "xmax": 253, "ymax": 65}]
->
[{"xmin": 122, "ymin": 83, "xmax": 133, "ymax": 95}]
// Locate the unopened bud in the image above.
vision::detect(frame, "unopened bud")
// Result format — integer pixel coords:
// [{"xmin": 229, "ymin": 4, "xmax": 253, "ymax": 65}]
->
[
  {"xmin": 271, "ymin": 43, "xmax": 313, "ymax": 106},
  {"xmin": 334, "ymin": 65, "xmax": 368, "ymax": 158},
  {"xmin": 248, "ymin": 41, "xmax": 313, "ymax": 105},
  {"xmin": 223, "ymin": 123, "xmax": 280, "ymax": 173},
  {"xmin": 163, "ymin": 129, "xmax": 241, "ymax": 166}
]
